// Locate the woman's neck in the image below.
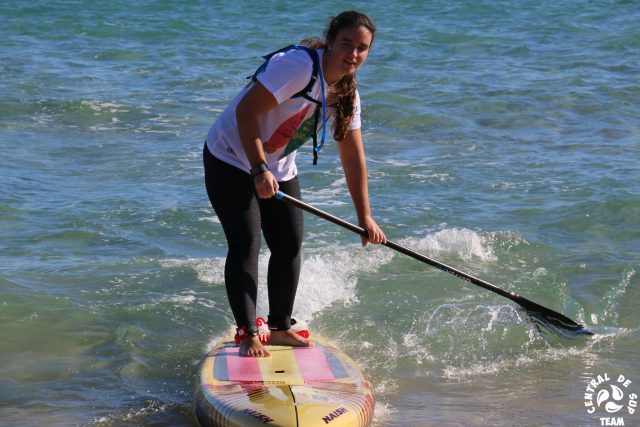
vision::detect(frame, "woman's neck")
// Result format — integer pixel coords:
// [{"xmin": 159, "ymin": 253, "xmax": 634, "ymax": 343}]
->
[{"xmin": 322, "ymin": 49, "xmax": 342, "ymax": 86}]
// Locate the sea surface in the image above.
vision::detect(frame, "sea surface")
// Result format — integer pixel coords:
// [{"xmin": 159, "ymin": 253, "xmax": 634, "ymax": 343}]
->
[{"xmin": 1, "ymin": 1, "xmax": 639, "ymax": 426}]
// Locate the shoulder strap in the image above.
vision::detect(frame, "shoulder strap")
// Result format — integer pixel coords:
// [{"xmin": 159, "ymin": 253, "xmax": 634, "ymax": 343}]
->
[
  {"xmin": 249, "ymin": 45, "xmax": 321, "ymax": 104},
  {"xmin": 248, "ymin": 45, "xmax": 326, "ymax": 165}
]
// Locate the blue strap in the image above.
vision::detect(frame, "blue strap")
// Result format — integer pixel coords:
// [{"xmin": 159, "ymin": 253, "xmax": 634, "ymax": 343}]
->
[{"xmin": 316, "ymin": 60, "xmax": 327, "ymax": 155}]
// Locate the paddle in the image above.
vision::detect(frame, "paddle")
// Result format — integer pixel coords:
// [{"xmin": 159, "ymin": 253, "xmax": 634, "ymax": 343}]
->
[{"xmin": 275, "ymin": 191, "xmax": 592, "ymax": 337}]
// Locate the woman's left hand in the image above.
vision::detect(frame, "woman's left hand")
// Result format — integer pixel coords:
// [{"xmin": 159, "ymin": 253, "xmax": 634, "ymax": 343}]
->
[{"xmin": 359, "ymin": 215, "xmax": 387, "ymax": 247}]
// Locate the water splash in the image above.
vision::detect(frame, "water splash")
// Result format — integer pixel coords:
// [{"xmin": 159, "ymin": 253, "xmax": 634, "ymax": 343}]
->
[
  {"xmin": 399, "ymin": 227, "xmax": 498, "ymax": 262},
  {"xmin": 601, "ymin": 268, "xmax": 635, "ymax": 325},
  {"xmin": 413, "ymin": 303, "xmax": 633, "ymax": 381},
  {"xmin": 161, "ymin": 242, "xmax": 393, "ymax": 324},
  {"xmin": 161, "ymin": 257, "xmax": 225, "ymax": 284}
]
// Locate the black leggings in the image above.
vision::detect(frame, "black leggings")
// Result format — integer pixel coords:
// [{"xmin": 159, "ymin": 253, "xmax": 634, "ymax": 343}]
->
[{"xmin": 203, "ymin": 144, "xmax": 303, "ymax": 332}]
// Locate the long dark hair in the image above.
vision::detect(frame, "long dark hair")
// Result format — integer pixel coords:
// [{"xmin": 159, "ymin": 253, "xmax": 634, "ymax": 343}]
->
[{"xmin": 301, "ymin": 11, "xmax": 376, "ymax": 141}]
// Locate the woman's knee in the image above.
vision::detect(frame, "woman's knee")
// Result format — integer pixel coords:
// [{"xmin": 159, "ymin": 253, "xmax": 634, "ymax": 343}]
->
[{"xmin": 268, "ymin": 232, "xmax": 302, "ymax": 260}]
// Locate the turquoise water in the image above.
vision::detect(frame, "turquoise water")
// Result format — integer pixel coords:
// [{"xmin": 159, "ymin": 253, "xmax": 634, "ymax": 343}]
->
[{"xmin": 1, "ymin": 1, "xmax": 639, "ymax": 425}]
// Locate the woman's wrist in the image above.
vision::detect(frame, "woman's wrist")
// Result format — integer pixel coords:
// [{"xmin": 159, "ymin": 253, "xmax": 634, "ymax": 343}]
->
[{"xmin": 250, "ymin": 163, "xmax": 270, "ymax": 176}]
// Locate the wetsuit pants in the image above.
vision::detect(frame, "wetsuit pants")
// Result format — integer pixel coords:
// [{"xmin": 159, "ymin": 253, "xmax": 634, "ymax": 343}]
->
[{"xmin": 203, "ymin": 144, "xmax": 303, "ymax": 333}]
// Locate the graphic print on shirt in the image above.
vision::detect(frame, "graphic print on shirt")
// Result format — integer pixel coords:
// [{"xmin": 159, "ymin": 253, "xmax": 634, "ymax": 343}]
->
[
  {"xmin": 282, "ymin": 113, "xmax": 318, "ymax": 157},
  {"xmin": 263, "ymin": 104, "xmax": 312, "ymax": 155}
]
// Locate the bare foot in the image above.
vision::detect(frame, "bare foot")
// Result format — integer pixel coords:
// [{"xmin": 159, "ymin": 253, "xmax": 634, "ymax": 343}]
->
[
  {"xmin": 239, "ymin": 336, "xmax": 271, "ymax": 357},
  {"xmin": 268, "ymin": 330, "xmax": 311, "ymax": 348}
]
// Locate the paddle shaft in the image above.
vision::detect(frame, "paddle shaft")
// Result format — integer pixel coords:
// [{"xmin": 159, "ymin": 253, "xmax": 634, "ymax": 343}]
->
[{"xmin": 276, "ymin": 191, "xmax": 589, "ymax": 333}]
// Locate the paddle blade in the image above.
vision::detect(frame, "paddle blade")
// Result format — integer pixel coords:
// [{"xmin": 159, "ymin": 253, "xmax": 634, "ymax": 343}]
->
[
  {"xmin": 526, "ymin": 310, "xmax": 593, "ymax": 338},
  {"xmin": 505, "ymin": 291, "xmax": 592, "ymax": 337}
]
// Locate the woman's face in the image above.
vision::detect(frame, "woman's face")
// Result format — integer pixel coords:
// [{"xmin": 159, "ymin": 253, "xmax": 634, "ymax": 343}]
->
[{"xmin": 326, "ymin": 25, "xmax": 373, "ymax": 79}]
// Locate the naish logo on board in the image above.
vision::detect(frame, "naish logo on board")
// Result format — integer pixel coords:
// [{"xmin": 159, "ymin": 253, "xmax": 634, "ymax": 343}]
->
[
  {"xmin": 240, "ymin": 408, "xmax": 274, "ymax": 424},
  {"xmin": 322, "ymin": 407, "xmax": 348, "ymax": 424},
  {"xmin": 584, "ymin": 373, "xmax": 637, "ymax": 426}
]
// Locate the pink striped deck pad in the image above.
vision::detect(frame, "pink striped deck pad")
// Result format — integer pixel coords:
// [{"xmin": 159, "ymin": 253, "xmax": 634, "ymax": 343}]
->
[
  {"xmin": 293, "ymin": 346, "xmax": 336, "ymax": 382},
  {"xmin": 221, "ymin": 346, "xmax": 262, "ymax": 382},
  {"xmin": 215, "ymin": 343, "xmax": 341, "ymax": 383}
]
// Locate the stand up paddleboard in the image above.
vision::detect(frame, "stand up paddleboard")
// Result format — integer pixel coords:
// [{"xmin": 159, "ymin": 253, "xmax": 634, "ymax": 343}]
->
[{"xmin": 194, "ymin": 324, "xmax": 374, "ymax": 427}]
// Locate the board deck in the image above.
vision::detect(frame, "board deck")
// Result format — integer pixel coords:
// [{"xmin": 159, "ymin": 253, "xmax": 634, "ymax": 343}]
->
[{"xmin": 194, "ymin": 336, "xmax": 374, "ymax": 427}]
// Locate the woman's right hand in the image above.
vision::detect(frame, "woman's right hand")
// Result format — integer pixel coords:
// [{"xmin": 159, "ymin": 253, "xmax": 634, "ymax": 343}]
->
[{"xmin": 254, "ymin": 171, "xmax": 279, "ymax": 199}]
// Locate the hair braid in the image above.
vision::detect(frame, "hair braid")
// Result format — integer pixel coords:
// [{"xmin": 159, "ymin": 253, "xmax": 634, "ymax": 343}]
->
[{"xmin": 329, "ymin": 75, "xmax": 357, "ymax": 141}]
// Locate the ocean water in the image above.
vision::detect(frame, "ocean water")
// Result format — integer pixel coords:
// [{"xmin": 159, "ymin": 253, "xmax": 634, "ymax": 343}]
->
[{"xmin": 1, "ymin": 0, "xmax": 639, "ymax": 426}]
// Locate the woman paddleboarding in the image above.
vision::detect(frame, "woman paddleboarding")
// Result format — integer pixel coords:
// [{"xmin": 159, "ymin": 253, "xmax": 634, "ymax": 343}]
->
[{"xmin": 203, "ymin": 10, "xmax": 386, "ymax": 357}]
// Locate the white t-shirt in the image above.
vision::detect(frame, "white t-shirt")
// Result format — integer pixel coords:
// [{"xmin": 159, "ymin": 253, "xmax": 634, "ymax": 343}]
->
[{"xmin": 206, "ymin": 48, "xmax": 361, "ymax": 181}]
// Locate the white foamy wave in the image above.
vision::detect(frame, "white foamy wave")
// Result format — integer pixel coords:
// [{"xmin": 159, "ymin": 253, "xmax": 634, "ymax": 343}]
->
[
  {"xmin": 160, "ymin": 257, "xmax": 225, "ymax": 284},
  {"xmin": 88, "ymin": 124, "xmax": 130, "ymax": 132},
  {"xmin": 272, "ymin": 243, "xmax": 394, "ymax": 322},
  {"xmin": 302, "ymin": 186, "xmax": 350, "ymax": 206},
  {"xmin": 408, "ymin": 171, "xmax": 453, "ymax": 182},
  {"xmin": 372, "ymin": 396, "xmax": 396, "ymax": 426},
  {"xmin": 400, "ymin": 227, "xmax": 497, "ymax": 262},
  {"xmin": 602, "ymin": 268, "xmax": 635, "ymax": 325},
  {"xmin": 441, "ymin": 326, "xmax": 635, "ymax": 381},
  {"xmin": 205, "ymin": 328, "xmax": 236, "ymax": 353},
  {"xmin": 404, "ymin": 302, "xmax": 635, "ymax": 382},
  {"xmin": 158, "ymin": 292, "xmax": 197, "ymax": 306},
  {"xmin": 93, "ymin": 399, "xmax": 176, "ymax": 426},
  {"xmin": 533, "ymin": 267, "xmax": 548, "ymax": 277},
  {"xmin": 383, "ymin": 158, "xmax": 412, "ymax": 167},
  {"xmin": 199, "ymin": 214, "xmax": 221, "ymax": 224},
  {"xmin": 161, "ymin": 243, "xmax": 393, "ymax": 323},
  {"xmin": 81, "ymin": 99, "xmax": 129, "ymax": 113}
]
